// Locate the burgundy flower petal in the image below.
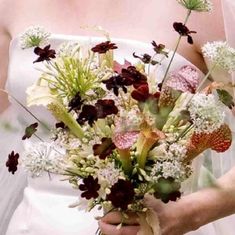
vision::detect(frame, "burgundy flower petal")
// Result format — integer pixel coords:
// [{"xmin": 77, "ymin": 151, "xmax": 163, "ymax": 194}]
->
[
  {"xmin": 93, "ymin": 137, "xmax": 116, "ymax": 159},
  {"xmin": 6, "ymin": 151, "xmax": 20, "ymax": 174},
  {"xmin": 131, "ymin": 84, "xmax": 150, "ymax": 102},
  {"xmin": 121, "ymin": 66, "xmax": 147, "ymax": 89},
  {"xmin": 77, "ymin": 105, "xmax": 98, "ymax": 126},
  {"xmin": 33, "ymin": 44, "xmax": 56, "ymax": 63},
  {"xmin": 107, "ymin": 179, "xmax": 135, "ymax": 210},
  {"xmin": 22, "ymin": 123, "xmax": 38, "ymax": 140},
  {"xmin": 95, "ymin": 99, "xmax": 118, "ymax": 119},
  {"xmin": 91, "ymin": 41, "xmax": 118, "ymax": 54},
  {"xmin": 152, "ymin": 41, "xmax": 168, "ymax": 57},
  {"xmin": 68, "ymin": 92, "xmax": 84, "ymax": 112},
  {"xmin": 79, "ymin": 176, "xmax": 100, "ymax": 200},
  {"xmin": 173, "ymin": 22, "xmax": 196, "ymax": 44}
]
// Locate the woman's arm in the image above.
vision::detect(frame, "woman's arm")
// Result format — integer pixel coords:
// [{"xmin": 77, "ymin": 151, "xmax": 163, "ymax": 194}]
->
[
  {"xmin": 99, "ymin": 166, "xmax": 235, "ymax": 235},
  {"xmin": 0, "ymin": 0, "xmax": 11, "ymax": 113}
]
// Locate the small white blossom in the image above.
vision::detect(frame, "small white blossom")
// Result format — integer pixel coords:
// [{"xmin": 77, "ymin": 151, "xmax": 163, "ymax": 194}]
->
[
  {"xmin": 21, "ymin": 142, "xmax": 65, "ymax": 177},
  {"xmin": 150, "ymin": 142, "xmax": 187, "ymax": 161},
  {"xmin": 57, "ymin": 41, "xmax": 81, "ymax": 57},
  {"xmin": 151, "ymin": 160, "xmax": 190, "ymax": 182},
  {"xmin": 202, "ymin": 41, "xmax": 235, "ymax": 72},
  {"xmin": 20, "ymin": 26, "xmax": 51, "ymax": 49},
  {"xmin": 188, "ymin": 93, "xmax": 225, "ymax": 133},
  {"xmin": 177, "ymin": 0, "xmax": 213, "ymax": 12},
  {"xmin": 97, "ymin": 162, "xmax": 122, "ymax": 188}
]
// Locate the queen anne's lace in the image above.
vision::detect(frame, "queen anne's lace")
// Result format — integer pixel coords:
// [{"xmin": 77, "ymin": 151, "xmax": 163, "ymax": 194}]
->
[
  {"xmin": 20, "ymin": 26, "xmax": 51, "ymax": 49},
  {"xmin": 188, "ymin": 93, "xmax": 225, "ymax": 134}
]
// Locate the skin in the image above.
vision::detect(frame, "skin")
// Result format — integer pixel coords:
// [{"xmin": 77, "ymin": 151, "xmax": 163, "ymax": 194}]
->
[
  {"xmin": 0, "ymin": 0, "xmax": 224, "ymax": 112},
  {"xmin": 1, "ymin": 0, "xmax": 234, "ymax": 234}
]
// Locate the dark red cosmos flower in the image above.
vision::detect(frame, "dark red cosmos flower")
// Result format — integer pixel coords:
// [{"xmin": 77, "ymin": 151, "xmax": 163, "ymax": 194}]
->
[
  {"xmin": 6, "ymin": 151, "xmax": 20, "ymax": 174},
  {"xmin": 95, "ymin": 99, "xmax": 118, "ymax": 118},
  {"xmin": 152, "ymin": 41, "xmax": 168, "ymax": 57},
  {"xmin": 33, "ymin": 45, "xmax": 56, "ymax": 63},
  {"xmin": 173, "ymin": 22, "xmax": 197, "ymax": 44},
  {"xmin": 79, "ymin": 176, "xmax": 100, "ymax": 200},
  {"xmin": 22, "ymin": 123, "xmax": 38, "ymax": 140},
  {"xmin": 131, "ymin": 84, "xmax": 160, "ymax": 102},
  {"xmin": 91, "ymin": 41, "xmax": 118, "ymax": 54},
  {"xmin": 107, "ymin": 179, "xmax": 135, "ymax": 210},
  {"xmin": 68, "ymin": 92, "xmax": 84, "ymax": 112},
  {"xmin": 133, "ymin": 53, "xmax": 158, "ymax": 65},
  {"xmin": 77, "ymin": 105, "xmax": 98, "ymax": 126},
  {"xmin": 93, "ymin": 138, "xmax": 116, "ymax": 159},
  {"xmin": 55, "ymin": 122, "xmax": 67, "ymax": 129},
  {"xmin": 121, "ymin": 66, "xmax": 148, "ymax": 89},
  {"xmin": 102, "ymin": 75, "xmax": 132, "ymax": 96}
]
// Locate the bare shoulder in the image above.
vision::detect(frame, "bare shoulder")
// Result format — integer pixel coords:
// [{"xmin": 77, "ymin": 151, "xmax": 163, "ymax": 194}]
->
[{"xmin": 189, "ymin": 0, "xmax": 225, "ymax": 51}]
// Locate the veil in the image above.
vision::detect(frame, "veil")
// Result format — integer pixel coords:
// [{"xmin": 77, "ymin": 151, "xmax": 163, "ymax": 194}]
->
[{"xmin": 210, "ymin": 0, "xmax": 235, "ymax": 178}]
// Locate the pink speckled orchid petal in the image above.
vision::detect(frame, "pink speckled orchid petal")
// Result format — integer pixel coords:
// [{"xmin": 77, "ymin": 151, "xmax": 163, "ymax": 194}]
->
[
  {"xmin": 113, "ymin": 131, "xmax": 139, "ymax": 150},
  {"xmin": 113, "ymin": 60, "xmax": 132, "ymax": 74},
  {"xmin": 166, "ymin": 65, "xmax": 200, "ymax": 93}
]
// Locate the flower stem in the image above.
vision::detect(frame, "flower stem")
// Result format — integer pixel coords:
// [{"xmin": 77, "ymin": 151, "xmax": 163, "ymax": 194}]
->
[
  {"xmin": 196, "ymin": 63, "xmax": 217, "ymax": 92},
  {"xmin": 0, "ymin": 89, "xmax": 51, "ymax": 131},
  {"xmin": 161, "ymin": 9, "xmax": 192, "ymax": 87}
]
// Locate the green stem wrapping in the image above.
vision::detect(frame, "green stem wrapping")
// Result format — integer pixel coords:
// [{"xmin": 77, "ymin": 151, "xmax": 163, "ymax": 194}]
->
[{"xmin": 161, "ymin": 9, "xmax": 192, "ymax": 87}]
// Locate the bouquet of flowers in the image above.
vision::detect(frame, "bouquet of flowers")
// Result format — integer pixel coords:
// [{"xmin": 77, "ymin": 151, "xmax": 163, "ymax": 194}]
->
[{"xmin": 5, "ymin": 0, "xmax": 235, "ymax": 234}]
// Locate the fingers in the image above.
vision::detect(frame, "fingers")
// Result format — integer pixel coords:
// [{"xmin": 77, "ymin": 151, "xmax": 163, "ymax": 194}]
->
[
  {"xmin": 99, "ymin": 220, "xmax": 140, "ymax": 235},
  {"xmin": 102, "ymin": 211, "xmax": 139, "ymax": 225},
  {"xmin": 143, "ymin": 194, "xmax": 164, "ymax": 212}
]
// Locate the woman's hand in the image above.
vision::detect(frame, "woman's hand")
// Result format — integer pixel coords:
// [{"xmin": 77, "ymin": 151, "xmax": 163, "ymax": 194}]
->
[
  {"xmin": 98, "ymin": 211, "xmax": 140, "ymax": 235},
  {"xmin": 98, "ymin": 195, "xmax": 200, "ymax": 235}
]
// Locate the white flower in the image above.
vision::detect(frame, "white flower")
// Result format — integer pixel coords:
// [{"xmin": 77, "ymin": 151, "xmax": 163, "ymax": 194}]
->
[
  {"xmin": 202, "ymin": 41, "xmax": 235, "ymax": 72},
  {"xmin": 177, "ymin": 0, "xmax": 213, "ymax": 12},
  {"xmin": 57, "ymin": 41, "xmax": 81, "ymax": 57},
  {"xmin": 20, "ymin": 26, "xmax": 51, "ymax": 49},
  {"xmin": 97, "ymin": 162, "xmax": 122, "ymax": 188},
  {"xmin": 151, "ymin": 160, "xmax": 190, "ymax": 182},
  {"xmin": 188, "ymin": 93, "xmax": 225, "ymax": 133},
  {"xmin": 21, "ymin": 142, "xmax": 65, "ymax": 177}
]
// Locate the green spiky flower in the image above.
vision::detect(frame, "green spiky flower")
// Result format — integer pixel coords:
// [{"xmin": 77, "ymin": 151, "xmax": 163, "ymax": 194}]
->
[
  {"xmin": 41, "ymin": 46, "xmax": 111, "ymax": 102},
  {"xmin": 177, "ymin": 0, "xmax": 213, "ymax": 12}
]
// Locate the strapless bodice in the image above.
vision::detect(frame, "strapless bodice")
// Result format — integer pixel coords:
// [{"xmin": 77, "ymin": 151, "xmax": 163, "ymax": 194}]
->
[{"xmin": 6, "ymin": 34, "xmax": 204, "ymax": 125}]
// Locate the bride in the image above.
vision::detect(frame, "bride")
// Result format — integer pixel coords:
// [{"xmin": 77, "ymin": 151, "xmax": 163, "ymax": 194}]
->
[{"xmin": 0, "ymin": 0, "xmax": 234, "ymax": 234}]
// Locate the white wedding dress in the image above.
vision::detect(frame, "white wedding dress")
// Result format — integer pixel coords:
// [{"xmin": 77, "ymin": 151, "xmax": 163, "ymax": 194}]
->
[{"xmin": 1, "ymin": 32, "xmax": 235, "ymax": 235}]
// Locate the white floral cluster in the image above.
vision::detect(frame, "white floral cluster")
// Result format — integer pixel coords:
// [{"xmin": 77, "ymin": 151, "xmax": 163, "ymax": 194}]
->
[
  {"xmin": 149, "ymin": 142, "xmax": 190, "ymax": 182},
  {"xmin": 20, "ymin": 26, "xmax": 51, "ymax": 49},
  {"xmin": 188, "ymin": 93, "xmax": 225, "ymax": 133},
  {"xmin": 21, "ymin": 142, "xmax": 65, "ymax": 177},
  {"xmin": 151, "ymin": 160, "xmax": 190, "ymax": 182},
  {"xmin": 202, "ymin": 41, "xmax": 235, "ymax": 72},
  {"xmin": 177, "ymin": 0, "xmax": 213, "ymax": 12},
  {"xmin": 57, "ymin": 41, "xmax": 81, "ymax": 57},
  {"xmin": 52, "ymin": 128, "xmax": 82, "ymax": 150},
  {"xmin": 150, "ymin": 142, "xmax": 187, "ymax": 161},
  {"xmin": 96, "ymin": 162, "xmax": 124, "ymax": 193}
]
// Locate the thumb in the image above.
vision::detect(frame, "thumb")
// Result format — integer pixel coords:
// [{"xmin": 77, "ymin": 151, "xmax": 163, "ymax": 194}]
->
[{"xmin": 143, "ymin": 194, "xmax": 164, "ymax": 212}]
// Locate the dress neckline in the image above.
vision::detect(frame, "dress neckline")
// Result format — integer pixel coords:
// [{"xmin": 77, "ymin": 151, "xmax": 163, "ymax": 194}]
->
[{"xmin": 9, "ymin": 32, "xmax": 205, "ymax": 76}]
